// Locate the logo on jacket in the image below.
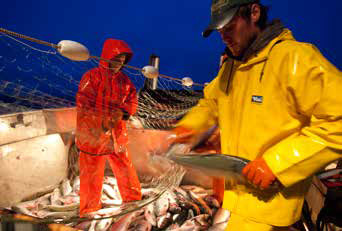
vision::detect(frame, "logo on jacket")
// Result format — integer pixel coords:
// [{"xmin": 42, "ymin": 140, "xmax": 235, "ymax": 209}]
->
[{"xmin": 251, "ymin": 95, "xmax": 263, "ymax": 104}]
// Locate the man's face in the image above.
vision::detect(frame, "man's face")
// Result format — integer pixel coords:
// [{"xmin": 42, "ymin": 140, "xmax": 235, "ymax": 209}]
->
[
  {"xmin": 218, "ymin": 13, "xmax": 256, "ymax": 57},
  {"xmin": 109, "ymin": 55, "xmax": 126, "ymax": 73}
]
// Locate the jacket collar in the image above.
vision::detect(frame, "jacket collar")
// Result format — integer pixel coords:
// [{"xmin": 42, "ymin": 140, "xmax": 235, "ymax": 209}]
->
[
  {"xmin": 217, "ymin": 25, "xmax": 295, "ymax": 94},
  {"xmin": 225, "ymin": 20, "xmax": 294, "ymax": 67},
  {"xmin": 237, "ymin": 28, "xmax": 295, "ymax": 69}
]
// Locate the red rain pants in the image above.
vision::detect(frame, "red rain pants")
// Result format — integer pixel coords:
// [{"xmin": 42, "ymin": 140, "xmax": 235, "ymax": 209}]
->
[{"xmin": 79, "ymin": 149, "xmax": 141, "ymax": 216}]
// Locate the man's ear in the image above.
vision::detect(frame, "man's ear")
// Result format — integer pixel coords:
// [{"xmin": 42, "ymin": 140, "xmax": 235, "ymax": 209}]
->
[{"xmin": 250, "ymin": 4, "xmax": 261, "ymax": 24}]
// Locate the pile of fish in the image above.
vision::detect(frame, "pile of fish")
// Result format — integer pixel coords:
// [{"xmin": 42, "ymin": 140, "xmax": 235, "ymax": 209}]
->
[
  {"xmin": 11, "ymin": 176, "xmax": 125, "ymax": 220},
  {"xmin": 108, "ymin": 185, "xmax": 230, "ymax": 231},
  {"xmin": 9, "ymin": 176, "xmax": 230, "ymax": 231}
]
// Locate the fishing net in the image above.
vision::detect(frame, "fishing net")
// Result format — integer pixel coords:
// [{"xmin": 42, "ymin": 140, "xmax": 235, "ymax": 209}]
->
[
  {"xmin": 0, "ymin": 32, "xmax": 203, "ymax": 115},
  {"xmin": 0, "ymin": 31, "xmax": 228, "ymax": 230}
]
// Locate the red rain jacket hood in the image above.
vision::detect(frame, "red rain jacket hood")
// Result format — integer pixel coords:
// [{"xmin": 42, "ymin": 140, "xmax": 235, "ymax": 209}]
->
[{"xmin": 99, "ymin": 39, "xmax": 133, "ymax": 69}]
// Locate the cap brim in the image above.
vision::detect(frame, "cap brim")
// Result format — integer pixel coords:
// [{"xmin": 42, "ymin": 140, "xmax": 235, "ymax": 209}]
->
[{"xmin": 202, "ymin": 7, "xmax": 239, "ymax": 38}]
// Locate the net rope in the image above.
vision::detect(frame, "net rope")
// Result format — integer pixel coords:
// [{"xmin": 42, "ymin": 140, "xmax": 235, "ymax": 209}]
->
[{"xmin": 0, "ymin": 28, "xmax": 204, "ymax": 130}]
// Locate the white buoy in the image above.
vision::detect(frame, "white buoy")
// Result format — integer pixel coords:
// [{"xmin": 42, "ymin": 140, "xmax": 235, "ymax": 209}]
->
[
  {"xmin": 182, "ymin": 77, "xmax": 194, "ymax": 87},
  {"xmin": 141, "ymin": 65, "xmax": 159, "ymax": 79},
  {"xmin": 57, "ymin": 40, "xmax": 90, "ymax": 61}
]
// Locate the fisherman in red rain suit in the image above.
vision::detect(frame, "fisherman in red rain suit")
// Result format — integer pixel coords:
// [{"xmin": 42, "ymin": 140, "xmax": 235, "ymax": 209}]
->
[{"xmin": 76, "ymin": 39, "xmax": 142, "ymax": 216}]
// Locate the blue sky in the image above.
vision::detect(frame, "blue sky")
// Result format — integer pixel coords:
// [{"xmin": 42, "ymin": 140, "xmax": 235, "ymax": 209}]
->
[{"xmin": 1, "ymin": 0, "xmax": 341, "ymax": 85}]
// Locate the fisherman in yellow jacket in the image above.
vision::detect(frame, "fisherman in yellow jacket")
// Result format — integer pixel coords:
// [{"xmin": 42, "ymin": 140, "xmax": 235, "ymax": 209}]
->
[{"xmin": 168, "ymin": 0, "xmax": 342, "ymax": 230}]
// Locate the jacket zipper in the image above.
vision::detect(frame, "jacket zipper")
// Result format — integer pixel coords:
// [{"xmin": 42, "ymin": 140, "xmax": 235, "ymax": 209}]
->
[{"xmin": 225, "ymin": 60, "xmax": 234, "ymax": 94}]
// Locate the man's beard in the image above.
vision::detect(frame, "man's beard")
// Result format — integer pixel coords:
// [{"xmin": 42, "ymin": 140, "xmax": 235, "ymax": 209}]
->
[{"xmin": 225, "ymin": 32, "xmax": 257, "ymax": 61}]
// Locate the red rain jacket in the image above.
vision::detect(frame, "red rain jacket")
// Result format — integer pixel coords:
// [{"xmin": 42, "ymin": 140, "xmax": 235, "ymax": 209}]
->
[{"xmin": 76, "ymin": 39, "xmax": 137, "ymax": 154}]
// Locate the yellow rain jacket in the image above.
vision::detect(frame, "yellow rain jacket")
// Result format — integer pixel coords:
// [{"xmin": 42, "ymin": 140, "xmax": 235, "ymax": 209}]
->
[{"xmin": 178, "ymin": 29, "xmax": 342, "ymax": 226}]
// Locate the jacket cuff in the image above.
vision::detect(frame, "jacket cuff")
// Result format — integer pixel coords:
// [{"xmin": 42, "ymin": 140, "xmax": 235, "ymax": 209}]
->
[{"xmin": 262, "ymin": 134, "xmax": 340, "ymax": 187}]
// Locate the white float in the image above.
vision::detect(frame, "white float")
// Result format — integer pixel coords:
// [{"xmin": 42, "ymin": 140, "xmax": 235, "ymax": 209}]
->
[
  {"xmin": 141, "ymin": 65, "xmax": 159, "ymax": 79},
  {"xmin": 181, "ymin": 77, "xmax": 194, "ymax": 87},
  {"xmin": 57, "ymin": 40, "xmax": 90, "ymax": 61}
]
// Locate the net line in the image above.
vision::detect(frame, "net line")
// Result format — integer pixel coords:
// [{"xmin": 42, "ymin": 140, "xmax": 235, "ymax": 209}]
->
[
  {"xmin": 0, "ymin": 27, "xmax": 205, "ymax": 87},
  {"xmin": 0, "ymin": 27, "xmax": 204, "ymax": 131}
]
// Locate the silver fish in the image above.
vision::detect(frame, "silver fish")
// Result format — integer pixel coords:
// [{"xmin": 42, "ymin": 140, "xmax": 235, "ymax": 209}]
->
[
  {"xmin": 166, "ymin": 223, "xmax": 180, "ymax": 230},
  {"xmin": 60, "ymin": 179, "xmax": 73, "ymax": 196},
  {"xmin": 102, "ymin": 199, "xmax": 122, "ymax": 207},
  {"xmin": 88, "ymin": 217, "xmax": 99, "ymax": 231},
  {"xmin": 36, "ymin": 192, "xmax": 53, "ymax": 204},
  {"xmin": 181, "ymin": 185, "xmax": 212, "ymax": 195},
  {"xmin": 173, "ymin": 187, "xmax": 191, "ymax": 201},
  {"xmin": 203, "ymin": 195, "xmax": 220, "ymax": 209},
  {"xmin": 88, "ymin": 207, "xmax": 121, "ymax": 217},
  {"xmin": 36, "ymin": 210, "xmax": 77, "ymax": 219},
  {"xmin": 131, "ymin": 214, "xmax": 146, "ymax": 223},
  {"xmin": 169, "ymin": 203, "xmax": 182, "ymax": 214},
  {"xmin": 18, "ymin": 192, "xmax": 51, "ymax": 214},
  {"xmin": 51, "ymin": 188, "xmax": 62, "ymax": 206},
  {"xmin": 14, "ymin": 199, "xmax": 38, "ymax": 210},
  {"xmin": 102, "ymin": 184, "xmax": 119, "ymax": 200},
  {"xmin": 189, "ymin": 214, "xmax": 211, "ymax": 226},
  {"xmin": 154, "ymin": 194, "xmax": 169, "ymax": 217},
  {"xmin": 187, "ymin": 209, "xmax": 195, "ymax": 219},
  {"xmin": 41, "ymin": 203, "xmax": 79, "ymax": 212},
  {"xmin": 101, "ymin": 193, "xmax": 111, "ymax": 202},
  {"xmin": 187, "ymin": 190, "xmax": 212, "ymax": 216},
  {"xmin": 38, "ymin": 197, "xmax": 51, "ymax": 207},
  {"xmin": 178, "ymin": 199, "xmax": 201, "ymax": 216},
  {"xmin": 74, "ymin": 221, "xmax": 92, "ymax": 230},
  {"xmin": 59, "ymin": 195, "xmax": 80, "ymax": 205},
  {"xmin": 72, "ymin": 176, "xmax": 80, "ymax": 193},
  {"xmin": 168, "ymin": 154, "xmax": 248, "ymax": 180},
  {"xmin": 109, "ymin": 210, "xmax": 144, "ymax": 231},
  {"xmin": 208, "ymin": 222, "xmax": 228, "ymax": 231},
  {"xmin": 96, "ymin": 217, "xmax": 113, "ymax": 231},
  {"xmin": 157, "ymin": 212, "xmax": 172, "ymax": 229},
  {"xmin": 212, "ymin": 208, "xmax": 230, "ymax": 225},
  {"xmin": 144, "ymin": 203, "xmax": 157, "ymax": 226},
  {"xmin": 173, "ymin": 209, "xmax": 188, "ymax": 226},
  {"xmin": 179, "ymin": 221, "xmax": 205, "ymax": 231},
  {"xmin": 12, "ymin": 205, "xmax": 35, "ymax": 217},
  {"xmin": 181, "ymin": 218, "xmax": 209, "ymax": 230},
  {"xmin": 128, "ymin": 218, "xmax": 152, "ymax": 231},
  {"xmin": 164, "ymin": 190, "xmax": 178, "ymax": 204},
  {"xmin": 104, "ymin": 176, "xmax": 118, "ymax": 187},
  {"xmin": 164, "ymin": 190, "xmax": 182, "ymax": 214},
  {"xmin": 141, "ymin": 188, "xmax": 158, "ymax": 198}
]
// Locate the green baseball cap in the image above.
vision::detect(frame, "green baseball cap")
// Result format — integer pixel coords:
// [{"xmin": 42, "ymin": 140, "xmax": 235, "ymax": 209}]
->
[{"xmin": 203, "ymin": 0, "xmax": 259, "ymax": 37}]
